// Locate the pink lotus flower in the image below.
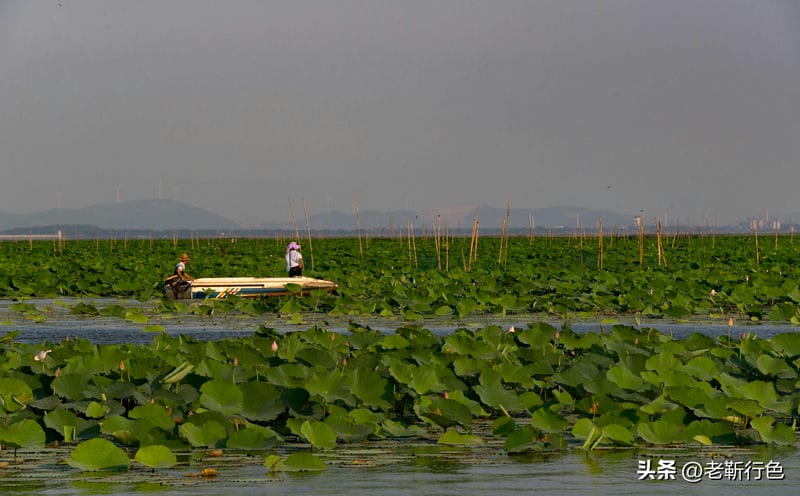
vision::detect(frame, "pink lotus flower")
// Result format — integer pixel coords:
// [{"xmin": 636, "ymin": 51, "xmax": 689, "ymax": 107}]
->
[
  {"xmin": 271, "ymin": 341, "xmax": 278, "ymax": 353},
  {"xmin": 710, "ymin": 289, "xmax": 718, "ymax": 296},
  {"xmin": 507, "ymin": 325, "xmax": 515, "ymax": 333}
]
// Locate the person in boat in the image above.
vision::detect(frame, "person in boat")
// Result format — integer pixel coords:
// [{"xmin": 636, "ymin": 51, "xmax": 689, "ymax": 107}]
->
[
  {"xmin": 174, "ymin": 252, "xmax": 194, "ymax": 282},
  {"xmin": 285, "ymin": 241, "xmax": 303, "ymax": 277},
  {"xmin": 164, "ymin": 252, "xmax": 193, "ymax": 298}
]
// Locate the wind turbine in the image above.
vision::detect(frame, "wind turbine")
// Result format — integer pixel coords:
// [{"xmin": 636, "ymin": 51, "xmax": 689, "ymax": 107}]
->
[{"xmin": 113, "ymin": 185, "xmax": 121, "ymax": 204}]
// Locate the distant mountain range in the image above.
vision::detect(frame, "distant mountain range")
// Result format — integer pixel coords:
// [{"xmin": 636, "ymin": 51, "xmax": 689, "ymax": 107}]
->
[
  {"xmin": 15, "ymin": 198, "xmax": 794, "ymax": 236},
  {"xmin": 0, "ymin": 199, "xmax": 641, "ymax": 236}
]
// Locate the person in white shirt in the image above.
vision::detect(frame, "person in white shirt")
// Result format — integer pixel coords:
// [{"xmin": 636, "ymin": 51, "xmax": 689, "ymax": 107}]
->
[{"xmin": 285, "ymin": 242, "xmax": 303, "ymax": 277}]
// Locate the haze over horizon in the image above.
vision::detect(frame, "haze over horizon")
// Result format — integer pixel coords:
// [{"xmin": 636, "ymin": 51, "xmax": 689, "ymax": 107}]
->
[{"xmin": 1, "ymin": 1, "xmax": 798, "ymax": 227}]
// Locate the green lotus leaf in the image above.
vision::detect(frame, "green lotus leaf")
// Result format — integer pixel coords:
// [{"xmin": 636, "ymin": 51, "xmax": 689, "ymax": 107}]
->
[
  {"xmin": 768, "ymin": 303, "xmax": 798, "ymax": 322},
  {"xmin": 408, "ymin": 366, "xmax": 447, "ymax": 396},
  {"xmin": 179, "ymin": 420, "xmax": 228, "ymax": 447},
  {"xmin": 99, "ymin": 304, "xmax": 127, "ymax": 317},
  {"xmin": 199, "ymin": 379, "xmax": 243, "ymax": 416},
  {"xmin": 100, "ymin": 415, "xmax": 138, "ymax": 445},
  {"xmin": 571, "ymin": 418, "xmax": 600, "ymax": 448},
  {"xmin": 504, "ymin": 425, "xmax": 545, "ymax": 453},
  {"xmin": 134, "ymin": 444, "xmax": 177, "ymax": 469},
  {"xmin": 693, "ymin": 434, "xmax": 713, "ymax": 446},
  {"xmin": 473, "ymin": 383, "xmax": 526, "ymax": 413},
  {"xmin": 437, "ymin": 428, "xmax": 483, "ymax": 445},
  {"xmin": 727, "ymin": 399, "xmax": 764, "ymax": 418},
  {"xmin": 686, "ymin": 419, "xmax": 737, "ymax": 444},
  {"xmin": 530, "ymin": 407, "xmax": 569, "ymax": 433},
  {"xmin": 637, "ymin": 419, "xmax": 691, "ymax": 445},
  {"xmin": 129, "ymin": 403, "xmax": 175, "ymax": 431},
  {"xmin": 44, "ymin": 408, "xmax": 96, "ymax": 442},
  {"xmin": 380, "ymin": 420, "xmax": 427, "ymax": 438},
  {"xmin": 380, "ymin": 334, "xmax": 411, "ymax": 350},
  {"xmin": 268, "ymin": 452, "xmax": 327, "ymax": 472},
  {"xmin": 67, "ymin": 438, "xmax": 129, "ymax": 472},
  {"xmin": 70, "ymin": 302, "xmax": 99, "ymax": 315},
  {"xmin": 601, "ymin": 424, "xmax": 634, "ymax": 445},
  {"xmin": 239, "ymin": 382, "xmax": 285, "ymax": 421},
  {"xmin": 226, "ymin": 426, "xmax": 281, "ymax": 450},
  {"xmin": 444, "ymin": 389, "xmax": 488, "ymax": 417},
  {"xmin": 324, "ymin": 413, "xmax": 376, "ymax": 442},
  {"xmin": 296, "ymin": 347, "xmax": 337, "ymax": 369},
  {"xmin": 606, "ymin": 365, "xmax": 646, "ymax": 391},
  {"xmin": 300, "ymin": 419, "xmax": 337, "ymax": 450},
  {"xmin": 416, "ymin": 397, "xmax": 473, "ymax": 430},
  {"xmin": 640, "ymin": 395, "xmax": 680, "ymax": 415},
  {"xmin": 682, "ymin": 355, "xmax": 719, "ymax": 381},
  {"xmin": 771, "ymin": 333, "xmax": 800, "ymax": 357},
  {"xmin": 755, "ymin": 354, "xmax": 797, "ymax": 379},
  {"xmin": 142, "ymin": 325, "xmax": 165, "ymax": 333},
  {"xmin": 305, "ymin": 369, "xmax": 354, "ymax": 404},
  {"xmin": 51, "ymin": 373, "xmax": 90, "ymax": 400},
  {"xmin": 124, "ymin": 310, "xmax": 148, "ymax": 324},
  {"xmin": 279, "ymin": 298, "xmax": 305, "ymax": 314},
  {"xmin": 0, "ymin": 418, "xmax": 46, "ymax": 449},
  {"xmin": 718, "ymin": 375, "xmax": 786, "ymax": 412},
  {"xmin": 85, "ymin": 401, "xmax": 111, "ymax": 419},
  {"xmin": 0, "ymin": 377, "xmax": 33, "ymax": 412},
  {"xmin": 516, "ymin": 322, "xmax": 558, "ymax": 348},
  {"xmin": 434, "ymin": 305, "xmax": 453, "ymax": 316},
  {"xmin": 351, "ymin": 366, "xmax": 392, "ymax": 410},
  {"xmin": 750, "ymin": 416, "xmax": 796, "ymax": 446},
  {"xmin": 492, "ymin": 416, "xmax": 516, "ymax": 436}
]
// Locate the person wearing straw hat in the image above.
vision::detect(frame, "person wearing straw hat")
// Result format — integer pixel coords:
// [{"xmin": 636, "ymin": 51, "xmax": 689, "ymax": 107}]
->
[
  {"xmin": 174, "ymin": 252, "xmax": 194, "ymax": 282},
  {"xmin": 285, "ymin": 242, "xmax": 303, "ymax": 277},
  {"xmin": 164, "ymin": 252, "xmax": 193, "ymax": 299}
]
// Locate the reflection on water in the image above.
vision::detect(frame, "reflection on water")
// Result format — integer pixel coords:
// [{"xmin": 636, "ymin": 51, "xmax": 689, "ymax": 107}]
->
[{"xmin": 2, "ymin": 445, "xmax": 795, "ymax": 495}]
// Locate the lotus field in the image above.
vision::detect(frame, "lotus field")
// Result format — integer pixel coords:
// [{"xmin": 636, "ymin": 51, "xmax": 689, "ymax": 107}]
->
[{"xmin": 1, "ymin": 234, "xmax": 800, "ymax": 473}]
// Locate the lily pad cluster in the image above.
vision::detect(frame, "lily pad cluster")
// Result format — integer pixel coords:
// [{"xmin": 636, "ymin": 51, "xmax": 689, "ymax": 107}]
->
[
  {"xmin": 3, "ymin": 235, "xmax": 800, "ymax": 322},
  {"xmin": 1, "ymin": 321, "xmax": 799, "ymax": 472}
]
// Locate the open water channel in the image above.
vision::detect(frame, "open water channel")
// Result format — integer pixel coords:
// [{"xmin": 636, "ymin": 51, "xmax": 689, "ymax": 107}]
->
[{"xmin": 1, "ymin": 298, "xmax": 799, "ymax": 495}]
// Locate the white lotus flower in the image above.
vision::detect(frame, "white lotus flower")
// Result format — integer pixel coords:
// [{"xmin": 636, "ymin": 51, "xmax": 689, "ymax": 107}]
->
[{"xmin": 34, "ymin": 349, "xmax": 52, "ymax": 362}]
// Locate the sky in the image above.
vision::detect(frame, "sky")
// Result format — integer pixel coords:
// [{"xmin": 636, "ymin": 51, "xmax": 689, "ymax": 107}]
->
[{"xmin": 1, "ymin": 1, "xmax": 798, "ymax": 227}]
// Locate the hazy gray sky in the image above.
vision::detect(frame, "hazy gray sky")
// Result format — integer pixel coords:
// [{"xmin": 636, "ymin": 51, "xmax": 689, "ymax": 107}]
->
[{"xmin": 1, "ymin": 0, "xmax": 798, "ymax": 226}]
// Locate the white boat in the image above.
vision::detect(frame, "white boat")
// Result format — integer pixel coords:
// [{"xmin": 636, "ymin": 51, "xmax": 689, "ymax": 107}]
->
[{"xmin": 165, "ymin": 276, "xmax": 338, "ymax": 300}]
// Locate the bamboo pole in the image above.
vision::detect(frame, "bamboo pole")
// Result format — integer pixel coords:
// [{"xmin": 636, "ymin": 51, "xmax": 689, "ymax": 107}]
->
[
  {"xmin": 637, "ymin": 215, "xmax": 644, "ymax": 268},
  {"xmin": 303, "ymin": 197, "xmax": 314, "ymax": 271},
  {"xmin": 355, "ymin": 193, "xmax": 363, "ymax": 268},
  {"xmin": 445, "ymin": 219, "xmax": 450, "ymax": 272},
  {"xmin": 435, "ymin": 214, "xmax": 442, "ymax": 271},
  {"xmin": 597, "ymin": 217, "xmax": 603, "ymax": 271},
  {"xmin": 528, "ymin": 213, "xmax": 535, "ymax": 246},
  {"xmin": 774, "ymin": 221, "xmax": 779, "ymax": 253},
  {"xmin": 288, "ymin": 197, "xmax": 301, "ymax": 242},
  {"xmin": 468, "ymin": 210, "xmax": 479, "ymax": 272},
  {"xmin": 754, "ymin": 222, "xmax": 760, "ymax": 265}
]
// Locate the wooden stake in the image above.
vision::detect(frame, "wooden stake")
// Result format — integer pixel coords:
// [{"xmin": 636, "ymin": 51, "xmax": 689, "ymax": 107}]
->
[
  {"xmin": 355, "ymin": 193, "xmax": 363, "ymax": 268},
  {"xmin": 303, "ymin": 197, "xmax": 314, "ymax": 270}
]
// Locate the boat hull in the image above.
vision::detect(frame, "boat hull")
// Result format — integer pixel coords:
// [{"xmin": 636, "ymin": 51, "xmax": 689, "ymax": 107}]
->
[{"xmin": 166, "ymin": 276, "xmax": 338, "ymax": 299}]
